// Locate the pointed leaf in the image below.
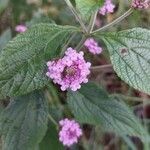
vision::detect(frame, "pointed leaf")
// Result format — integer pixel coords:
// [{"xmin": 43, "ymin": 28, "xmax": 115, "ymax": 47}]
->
[
  {"xmin": 0, "ymin": 91, "xmax": 48, "ymax": 150},
  {"xmin": 0, "ymin": 23, "xmax": 78, "ymax": 98},
  {"xmin": 96, "ymin": 28, "xmax": 150, "ymax": 95},
  {"xmin": 68, "ymin": 82, "xmax": 145, "ymax": 137}
]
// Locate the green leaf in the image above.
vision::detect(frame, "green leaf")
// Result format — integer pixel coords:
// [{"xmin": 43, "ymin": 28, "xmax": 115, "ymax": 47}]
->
[
  {"xmin": 75, "ymin": 0, "xmax": 104, "ymax": 21},
  {"xmin": 0, "ymin": 23, "xmax": 78, "ymax": 98},
  {"xmin": 0, "ymin": 28, "xmax": 12, "ymax": 50},
  {"xmin": 67, "ymin": 82, "xmax": 145, "ymax": 137},
  {"xmin": 0, "ymin": 91, "xmax": 48, "ymax": 150},
  {"xmin": 39, "ymin": 124, "xmax": 64, "ymax": 150},
  {"xmin": 96, "ymin": 28, "xmax": 150, "ymax": 95}
]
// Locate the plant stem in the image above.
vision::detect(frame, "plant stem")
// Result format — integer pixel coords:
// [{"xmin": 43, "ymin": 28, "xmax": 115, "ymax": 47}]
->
[
  {"xmin": 90, "ymin": 64, "xmax": 112, "ymax": 70},
  {"xmin": 47, "ymin": 113, "xmax": 59, "ymax": 129},
  {"xmin": 92, "ymin": 8, "xmax": 133, "ymax": 34},
  {"xmin": 61, "ymin": 33, "xmax": 77, "ymax": 56},
  {"xmin": 47, "ymin": 83, "xmax": 61, "ymax": 107},
  {"xmin": 75, "ymin": 35, "xmax": 87, "ymax": 50},
  {"xmin": 75, "ymin": 10, "xmax": 98, "ymax": 50},
  {"xmin": 75, "ymin": 8, "xmax": 133, "ymax": 51},
  {"xmin": 64, "ymin": 0, "xmax": 87, "ymax": 33},
  {"xmin": 88, "ymin": 10, "xmax": 98, "ymax": 33}
]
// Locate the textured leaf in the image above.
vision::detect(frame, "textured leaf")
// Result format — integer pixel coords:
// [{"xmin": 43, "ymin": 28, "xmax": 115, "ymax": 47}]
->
[
  {"xmin": 0, "ymin": 91, "xmax": 48, "ymax": 150},
  {"xmin": 75, "ymin": 0, "xmax": 104, "ymax": 21},
  {"xmin": 0, "ymin": 28, "xmax": 12, "ymax": 50},
  {"xmin": 0, "ymin": 23, "xmax": 78, "ymax": 98},
  {"xmin": 68, "ymin": 82, "xmax": 144, "ymax": 137},
  {"xmin": 96, "ymin": 28, "xmax": 150, "ymax": 95}
]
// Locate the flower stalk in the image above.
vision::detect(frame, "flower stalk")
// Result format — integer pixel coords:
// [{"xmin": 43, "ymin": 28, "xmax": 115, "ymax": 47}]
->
[
  {"xmin": 92, "ymin": 8, "xmax": 133, "ymax": 34},
  {"xmin": 64, "ymin": 0, "xmax": 87, "ymax": 33}
]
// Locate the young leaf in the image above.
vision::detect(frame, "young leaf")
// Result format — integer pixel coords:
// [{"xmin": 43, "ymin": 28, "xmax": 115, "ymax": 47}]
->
[
  {"xmin": 0, "ymin": 23, "xmax": 78, "ymax": 98},
  {"xmin": 95, "ymin": 28, "xmax": 150, "ymax": 95},
  {"xmin": 0, "ymin": 91, "xmax": 48, "ymax": 150},
  {"xmin": 67, "ymin": 82, "xmax": 145, "ymax": 137},
  {"xmin": 75, "ymin": 0, "xmax": 104, "ymax": 21}
]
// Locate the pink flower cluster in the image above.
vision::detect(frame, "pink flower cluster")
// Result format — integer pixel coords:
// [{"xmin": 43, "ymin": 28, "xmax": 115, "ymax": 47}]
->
[
  {"xmin": 131, "ymin": 0, "xmax": 150, "ymax": 9},
  {"xmin": 46, "ymin": 48, "xmax": 91, "ymax": 91},
  {"xmin": 15, "ymin": 25, "xmax": 27, "ymax": 33},
  {"xmin": 59, "ymin": 119, "xmax": 82, "ymax": 147},
  {"xmin": 99, "ymin": 0, "xmax": 115, "ymax": 15},
  {"xmin": 84, "ymin": 38, "xmax": 103, "ymax": 55}
]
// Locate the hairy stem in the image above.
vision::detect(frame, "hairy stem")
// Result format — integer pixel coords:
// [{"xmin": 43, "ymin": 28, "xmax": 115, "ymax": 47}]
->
[
  {"xmin": 61, "ymin": 33, "xmax": 77, "ymax": 56},
  {"xmin": 75, "ymin": 35, "xmax": 87, "ymax": 50},
  {"xmin": 90, "ymin": 64, "xmax": 112, "ymax": 70},
  {"xmin": 92, "ymin": 8, "xmax": 133, "ymax": 34},
  {"xmin": 48, "ymin": 113, "xmax": 59, "ymax": 129},
  {"xmin": 64, "ymin": 0, "xmax": 87, "ymax": 33},
  {"xmin": 75, "ymin": 10, "xmax": 98, "ymax": 50},
  {"xmin": 88, "ymin": 10, "xmax": 98, "ymax": 33}
]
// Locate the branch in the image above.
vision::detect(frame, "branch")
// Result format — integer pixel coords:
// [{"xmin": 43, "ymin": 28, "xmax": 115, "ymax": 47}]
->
[
  {"xmin": 90, "ymin": 64, "xmax": 113, "ymax": 70},
  {"xmin": 64, "ymin": 0, "xmax": 87, "ymax": 33},
  {"xmin": 92, "ymin": 8, "xmax": 133, "ymax": 34}
]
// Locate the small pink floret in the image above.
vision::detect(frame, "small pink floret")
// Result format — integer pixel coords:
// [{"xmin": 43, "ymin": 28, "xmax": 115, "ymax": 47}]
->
[
  {"xmin": 15, "ymin": 25, "xmax": 27, "ymax": 33},
  {"xmin": 131, "ymin": 0, "xmax": 150, "ymax": 9},
  {"xmin": 59, "ymin": 118, "xmax": 83, "ymax": 147},
  {"xmin": 84, "ymin": 38, "xmax": 103, "ymax": 55},
  {"xmin": 46, "ymin": 48, "xmax": 91, "ymax": 91},
  {"xmin": 99, "ymin": 0, "xmax": 115, "ymax": 15}
]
